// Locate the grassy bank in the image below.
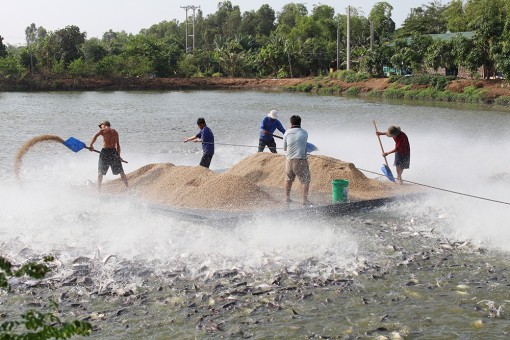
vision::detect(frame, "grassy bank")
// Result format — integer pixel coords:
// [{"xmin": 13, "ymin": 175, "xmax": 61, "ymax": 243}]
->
[
  {"xmin": 2, "ymin": 72, "xmax": 510, "ymax": 107},
  {"xmin": 283, "ymin": 71, "xmax": 509, "ymax": 106}
]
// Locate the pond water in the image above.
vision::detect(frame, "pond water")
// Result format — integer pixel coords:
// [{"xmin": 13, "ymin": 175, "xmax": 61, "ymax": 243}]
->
[{"xmin": 1, "ymin": 90, "xmax": 510, "ymax": 338}]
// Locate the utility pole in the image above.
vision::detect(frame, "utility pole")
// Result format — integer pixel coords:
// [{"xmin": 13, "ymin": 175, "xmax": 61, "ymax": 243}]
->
[
  {"xmin": 370, "ymin": 20, "xmax": 374, "ymax": 51},
  {"xmin": 336, "ymin": 27, "xmax": 340, "ymax": 70},
  {"xmin": 181, "ymin": 5, "xmax": 200, "ymax": 53},
  {"xmin": 346, "ymin": 6, "xmax": 350, "ymax": 71}
]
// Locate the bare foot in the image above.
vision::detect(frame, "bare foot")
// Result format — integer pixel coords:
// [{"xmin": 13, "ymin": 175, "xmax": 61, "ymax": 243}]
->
[
  {"xmin": 301, "ymin": 200, "xmax": 313, "ymax": 207},
  {"xmin": 286, "ymin": 197, "xmax": 293, "ymax": 203}
]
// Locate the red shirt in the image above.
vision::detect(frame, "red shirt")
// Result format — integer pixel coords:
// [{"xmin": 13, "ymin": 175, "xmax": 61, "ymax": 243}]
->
[{"xmin": 393, "ymin": 131, "xmax": 410, "ymax": 155}]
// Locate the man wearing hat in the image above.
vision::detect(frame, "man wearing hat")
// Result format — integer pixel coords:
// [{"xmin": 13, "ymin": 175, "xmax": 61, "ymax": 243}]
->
[
  {"xmin": 89, "ymin": 120, "xmax": 128, "ymax": 191},
  {"xmin": 258, "ymin": 110, "xmax": 286, "ymax": 153},
  {"xmin": 376, "ymin": 125, "xmax": 410, "ymax": 185}
]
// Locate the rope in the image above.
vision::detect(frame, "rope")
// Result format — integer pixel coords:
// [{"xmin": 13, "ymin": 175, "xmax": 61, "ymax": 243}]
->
[
  {"xmin": 149, "ymin": 139, "xmax": 283, "ymax": 150},
  {"xmin": 177, "ymin": 138, "xmax": 510, "ymax": 206},
  {"xmin": 357, "ymin": 167, "xmax": 510, "ymax": 206},
  {"xmin": 9, "ymin": 136, "xmax": 510, "ymax": 206}
]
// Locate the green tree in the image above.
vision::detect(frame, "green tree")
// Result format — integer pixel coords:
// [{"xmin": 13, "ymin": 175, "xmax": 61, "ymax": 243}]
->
[
  {"xmin": 368, "ymin": 2, "xmax": 395, "ymax": 44},
  {"xmin": 68, "ymin": 57, "xmax": 93, "ymax": 77},
  {"xmin": 311, "ymin": 4, "xmax": 337, "ymax": 41},
  {"xmin": 425, "ymin": 39, "xmax": 455, "ymax": 72},
  {"xmin": 492, "ymin": 13, "xmax": 510, "ymax": 79},
  {"xmin": 18, "ymin": 47, "xmax": 38, "ymax": 73},
  {"xmin": 276, "ymin": 3, "xmax": 308, "ymax": 34},
  {"xmin": 256, "ymin": 4, "xmax": 276, "ymax": 37},
  {"xmin": 257, "ymin": 34, "xmax": 288, "ymax": 77},
  {"xmin": 123, "ymin": 55, "xmax": 153, "ymax": 77},
  {"xmin": 201, "ymin": 1, "xmax": 242, "ymax": 49},
  {"xmin": 0, "ymin": 56, "xmax": 25, "ymax": 78},
  {"xmin": 123, "ymin": 34, "xmax": 174, "ymax": 77},
  {"xmin": 216, "ymin": 39, "xmax": 247, "ymax": 77},
  {"xmin": 337, "ymin": 7, "xmax": 371, "ymax": 51},
  {"xmin": 197, "ymin": 49, "xmax": 221, "ymax": 76},
  {"xmin": 364, "ymin": 44, "xmax": 393, "ymax": 76},
  {"xmin": 452, "ymin": 34, "xmax": 483, "ymax": 78},
  {"xmin": 95, "ymin": 55, "xmax": 124, "ymax": 77},
  {"xmin": 81, "ymin": 38, "xmax": 107, "ymax": 63},
  {"xmin": 239, "ymin": 5, "xmax": 275, "ymax": 46},
  {"xmin": 177, "ymin": 53, "xmax": 200, "ymax": 77},
  {"xmin": 399, "ymin": 1, "xmax": 447, "ymax": 36},
  {"xmin": 0, "ymin": 35, "xmax": 7, "ymax": 58},
  {"xmin": 24, "ymin": 24, "xmax": 39, "ymax": 73},
  {"xmin": 390, "ymin": 35, "xmax": 433, "ymax": 74},
  {"xmin": 35, "ymin": 34, "xmax": 59, "ymax": 75},
  {"xmin": 102, "ymin": 29, "xmax": 131, "ymax": 55},
  {"xmin": 494, "ymin": 17, "xmax": 510, "ymax": 79},
  {"xmin": 53, "ymin": 25, "xmax": 86, "ymax": 65},
  {"xmin": 444, "ymin": 0, "xmax": 468, "ymax": 32},
  {"xmin": 408, "ymin": 33, "xmax": 434, "ymax": 73},
  {"xmin": 301, "ymin": 36, "xmax": 334, "ymax": 75},
  {"xmin": 240, "ymin": 10, "xmax": 258, "ymax": 37},
  {"xmin": 466, "ymin": 0, "xmax": 506, "ymax": 78},
  {"xmin": 141, "ymin": 19, "xmax": 182, "ymax": 44}
]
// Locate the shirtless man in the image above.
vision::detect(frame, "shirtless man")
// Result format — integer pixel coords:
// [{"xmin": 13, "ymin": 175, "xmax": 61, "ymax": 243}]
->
[{"xmin": 89, "ymin": 120, "xmax": 128, "ymax": 191}]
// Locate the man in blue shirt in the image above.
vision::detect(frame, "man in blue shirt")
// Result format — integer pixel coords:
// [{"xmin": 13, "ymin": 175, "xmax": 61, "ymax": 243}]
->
[
  {"xmin": 184, "ymin": 117, "xmax": 214, "ymax": 168},
  {"xmin": 258, "ymin": 110, "xmax": 286, "ymax": 153}
]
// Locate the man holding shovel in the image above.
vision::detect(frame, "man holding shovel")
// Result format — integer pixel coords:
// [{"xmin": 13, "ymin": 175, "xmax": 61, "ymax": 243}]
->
[
  {"xmin": 283, "ymin": 115, "xmax": 311, "ymax": 206},
  {"xmin": 259, "ymin": 110, "xmax": 286, "ymax": 153},
  {"xmin": 376, "ymin": 125, "xmax": 410, "ymax": 185},
  {"xmin": 89, "ymin": 120, "xmax": 128, "ymax": 191}
]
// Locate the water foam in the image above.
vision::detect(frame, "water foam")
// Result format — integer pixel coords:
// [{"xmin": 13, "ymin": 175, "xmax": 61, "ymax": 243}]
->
[
  {"xmin": 0, "ymin": 177, "xmax": 360, "ymax": 279},
  {"xmin": 312, "ymin": 128, "xmax": 510, "ymax": 252}
]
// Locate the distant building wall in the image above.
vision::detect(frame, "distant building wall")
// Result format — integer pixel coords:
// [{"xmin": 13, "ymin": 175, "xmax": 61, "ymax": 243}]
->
[{"xmin": 428, "ymin": 66, "xmax": 486, "ymax": 79}]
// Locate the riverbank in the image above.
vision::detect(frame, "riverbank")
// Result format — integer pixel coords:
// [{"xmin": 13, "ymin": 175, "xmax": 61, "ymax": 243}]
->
[{"xmin": 1, "ymin": 75, "xmax": 510, "ymax": 106}]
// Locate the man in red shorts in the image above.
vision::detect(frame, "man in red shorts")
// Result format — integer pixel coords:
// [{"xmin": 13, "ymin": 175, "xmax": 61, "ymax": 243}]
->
[{"xmin": 376, "ymin": 125, "xmax": 410, "ymax": 185}]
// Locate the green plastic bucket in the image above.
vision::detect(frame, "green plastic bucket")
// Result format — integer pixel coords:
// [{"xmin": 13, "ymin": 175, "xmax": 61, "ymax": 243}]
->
[{"xmin": 332, "ymin": 179, "xmax": 349, "ymax": 203}]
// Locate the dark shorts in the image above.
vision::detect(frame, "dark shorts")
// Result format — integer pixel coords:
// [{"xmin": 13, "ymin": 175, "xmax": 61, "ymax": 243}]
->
[
  {"xmin": 258, "ymin": 138, "xmax": 277, "ymax": 153},
  {"xmin": 99, "ymin": 148, "xmax": 124, "ymax": 175},
  {"xmin": 394, "ymin": 152, "xmax": 410, "ymax": 169},
  {"xmin": 200, "ymin": 154, "xmax": 213, "ymax": 168}
]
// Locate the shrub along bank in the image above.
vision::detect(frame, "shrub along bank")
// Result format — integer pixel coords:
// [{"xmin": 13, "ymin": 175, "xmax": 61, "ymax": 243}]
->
[
  {"xmin": 284, "ymin": 71, "xmax": 508, "ymax": 106},
  {"xmin": 0, "ymin": 71, "xmax": 509, "ymax": 107}
]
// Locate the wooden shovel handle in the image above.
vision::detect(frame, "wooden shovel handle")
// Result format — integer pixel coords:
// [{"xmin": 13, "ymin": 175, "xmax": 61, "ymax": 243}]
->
[{"xmin": 373, "ymin": 120, "xmax": 390, "ymax": 169}]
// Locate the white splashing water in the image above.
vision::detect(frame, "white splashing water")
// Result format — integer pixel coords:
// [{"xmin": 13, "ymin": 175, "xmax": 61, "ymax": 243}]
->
[
  {"xmin": 2, "ymin": 91, "xmax": 510, "ymax": 277},
  {"xmin": 0, "ymin": 173, "xmax": 360, "ymax": 278},
  {"xmin": 311, "ymin": 126, "xmax": 510, "ymax": 251}
]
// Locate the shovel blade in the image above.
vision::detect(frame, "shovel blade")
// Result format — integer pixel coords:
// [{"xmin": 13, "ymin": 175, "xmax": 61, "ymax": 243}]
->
[
  {"xmin": 63, "ymin": 137, "xmax": 87, "ymax": 153},
  {"xmin": 306, "ymin": 142, "xmax": 318, "ymax": 153},
  {"xmin": 381, "ymin": 164, "xmax": 396, "ymax": 182}
]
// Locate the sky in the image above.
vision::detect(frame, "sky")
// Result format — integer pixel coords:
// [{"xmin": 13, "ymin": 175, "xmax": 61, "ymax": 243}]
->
[{"xmin": 2, "ymin": 0, "xmax": 429, "ymax": 46}]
